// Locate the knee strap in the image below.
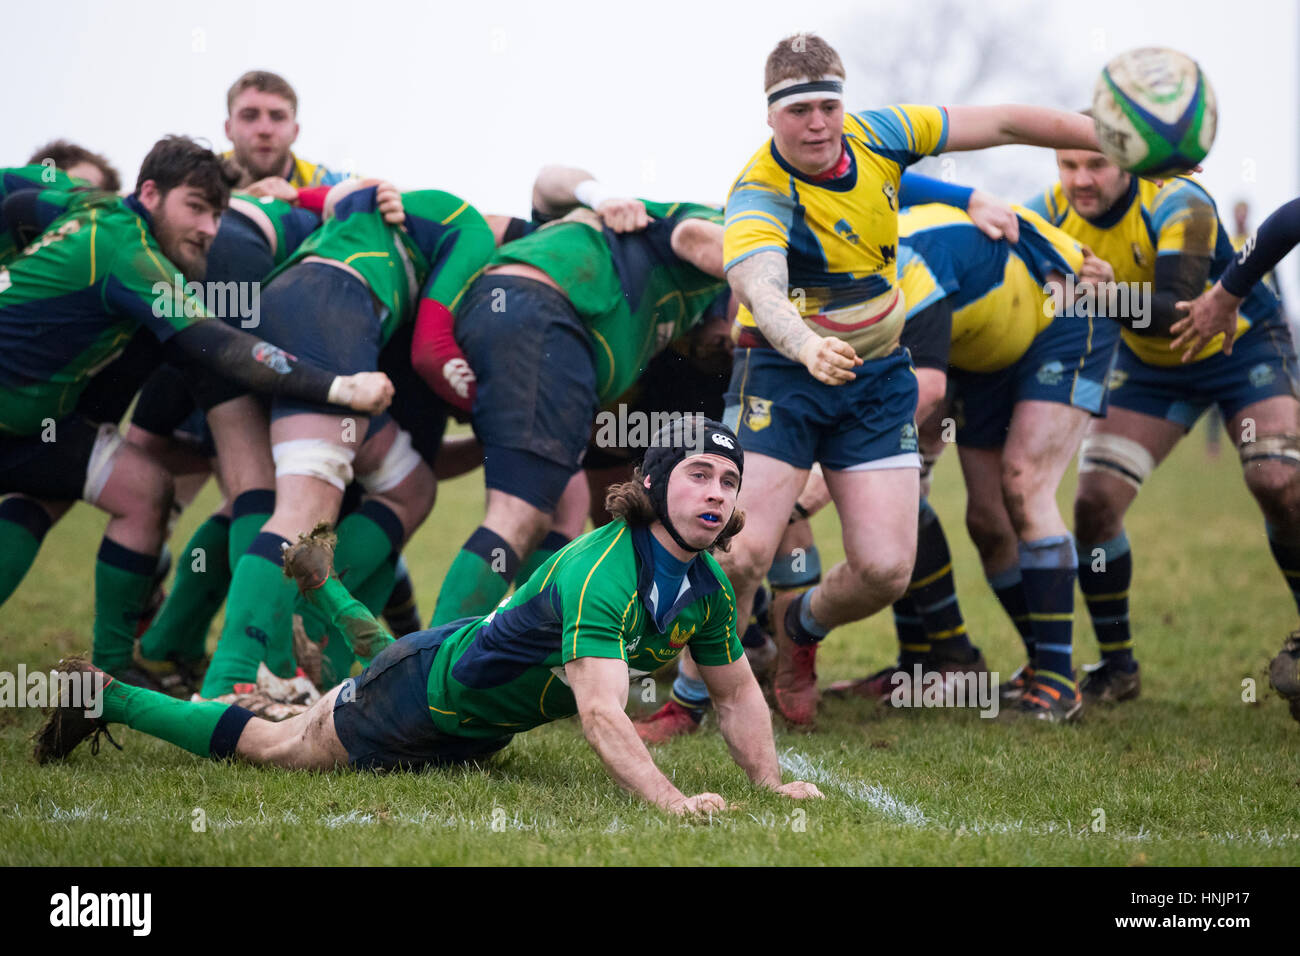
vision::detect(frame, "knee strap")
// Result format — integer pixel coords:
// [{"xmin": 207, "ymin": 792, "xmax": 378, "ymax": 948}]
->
[
  {"xmin": 272, "ymin": 439, "xmax": 355, "ymax": 491},
  {"xmin": 358, "ymin": 427, "xmax": 423, "ymax": 495},
  {"xmin": 83, "ymin": 423, "xmax": 125, "ymax": 504},
  {"xmin": 1077, "ymin": 434, "xmax": 1155, "ymax": 492},
  {"xmin": 1239, "ymin": 433, "xmax": 1300, "ymax": 467}
]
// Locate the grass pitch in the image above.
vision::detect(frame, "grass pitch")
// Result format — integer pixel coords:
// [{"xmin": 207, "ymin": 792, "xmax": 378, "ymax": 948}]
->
[{"xmin": 3, "ymin": 421, "xmax": 1299, "ymax": 866}]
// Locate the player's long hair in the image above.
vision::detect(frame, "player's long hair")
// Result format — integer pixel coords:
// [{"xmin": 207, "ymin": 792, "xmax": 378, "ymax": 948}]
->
[{"xmin": 605, "ymin": 467, "xmax": 745, "ymax": 553}]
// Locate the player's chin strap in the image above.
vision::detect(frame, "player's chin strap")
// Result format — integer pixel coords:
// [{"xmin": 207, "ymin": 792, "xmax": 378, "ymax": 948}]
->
[
  {"xmin": 1240, "ymin": 434, "xmax": 1300, "ymax": 467},
  {"xmin": 645, "ymin": 463, "xmax": 707, "ymax": 554}
]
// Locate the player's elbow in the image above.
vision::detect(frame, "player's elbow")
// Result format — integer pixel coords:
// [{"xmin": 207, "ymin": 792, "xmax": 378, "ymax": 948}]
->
[{"xmin": 671, "ymin": 220, "xmax": 724, "ymax": 279}]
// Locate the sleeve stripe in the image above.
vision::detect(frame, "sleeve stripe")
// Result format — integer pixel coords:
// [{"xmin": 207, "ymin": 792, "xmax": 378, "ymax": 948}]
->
[
  {"xmin": 440, "ymin": 200, "xmax": 469, "ymax": 226},
  {"xmin": 88, "ymin": 210, "xmax": 98, "ymax": 285},
  {"xmin": 723, "ymin": 245, "xmax": 788, "ymax": 271},
  {"xmin": 572, "ymin": 525, "xmax": 626, "ymax": 658},
  {"xmin": 725, "ymin": 211, "xmax": 789, "ymax": 233},
  {"xmin": 893, "ymin": 106, "xmax": 919, "ymax": 152}
]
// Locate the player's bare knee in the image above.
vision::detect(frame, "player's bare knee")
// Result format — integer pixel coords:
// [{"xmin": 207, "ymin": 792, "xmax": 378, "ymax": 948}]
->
[
  {"xmin": 1073, "ymin": 483, "xmax": 1123, "ymax": 544},
  {"xmin": 1243, "ymin": 458, "xmax": 1300, "ymax": 523},
  {"xmin": 965, "ymin": 501, "xmax": 1008, "ymax": 555}
]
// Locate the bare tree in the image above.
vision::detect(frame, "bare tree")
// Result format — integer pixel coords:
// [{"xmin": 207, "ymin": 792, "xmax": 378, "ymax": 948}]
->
[{"xmin": 838, "ymin": 0, "xmax": 1092, "ymax": 199}]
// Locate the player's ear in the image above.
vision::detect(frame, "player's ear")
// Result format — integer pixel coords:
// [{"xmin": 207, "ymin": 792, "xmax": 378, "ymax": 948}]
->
[
  {"xmin": 137, "ymin": 180, "xmax": 161, "ymax": 212},
  {"xmin": 224, "ymin": 117, "xmax": 233, "ymax": 141},
  {"xmin": 290, "ymin": 119, "xmax": 300, "ymax": 145},
  {"xmin": 766, "ymin": 110, "xmax": 775, "ymax": 131}
]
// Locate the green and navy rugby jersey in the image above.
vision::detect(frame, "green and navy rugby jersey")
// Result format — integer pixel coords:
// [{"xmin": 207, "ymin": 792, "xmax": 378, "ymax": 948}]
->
[
  {"xmin": 490, "ymin": 199, "xmax": 725, "ymax": 403},
  {"xmin": 1, "ymin": 165, "xmax": 79, "ymax": 264},
  {"xmin": 0, "ymin": 193, "xmax": 210, "ymax": 435},
  {"xmin": 425, "ymin": 519, "xmax": 742, "ymax": 739},
  {"xmin": 272, "ymin": 187, "xmax": 496, "ymax": 342}
]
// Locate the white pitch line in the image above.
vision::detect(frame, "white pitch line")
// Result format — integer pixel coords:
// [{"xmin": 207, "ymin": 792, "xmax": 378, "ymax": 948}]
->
[{"xmin": 777, "ymin": 749, "xmax": 1300, "ymax": 847}]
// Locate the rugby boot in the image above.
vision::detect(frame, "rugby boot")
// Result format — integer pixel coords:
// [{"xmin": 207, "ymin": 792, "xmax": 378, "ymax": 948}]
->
[
  {"xmin": 827, "ymin": 664, "xmax": 908, "ymax": 702},
  {"xmin": 33, "ymin": 657, "xmax": 121, "ymax": 764},
  {"xmin": 771, "ymin": 589, "xmax": 820, "ymax": 724},
  {"xmin": 634, "ymin": 699, "xmax": 704, "ymax": 744},
  {"xmin": 999, "ymin": 662, "xmax": 1035, "ymax": 702},
  {"xmin": 1268, "ymin": 629, "xmax": 1300, "ymax": 702},
  {"xmin": 1017, "ymin": 675, "xmax": 1083, "ymax": 723},
  {"xmin": 1080, "ymin": 659, "xmax": 1141, "ymax": 704}
]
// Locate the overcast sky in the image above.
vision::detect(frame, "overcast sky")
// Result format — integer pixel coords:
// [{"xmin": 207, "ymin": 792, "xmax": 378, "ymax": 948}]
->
[{"xmin": 10, "ymin": 0, "xmax": 1299, "ymax": 301}]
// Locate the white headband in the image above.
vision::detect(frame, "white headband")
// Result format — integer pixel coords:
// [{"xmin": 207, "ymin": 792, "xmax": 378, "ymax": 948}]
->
[{"xmin": 766, "ymin": 74, "xmax": 844, "ymax": 108}]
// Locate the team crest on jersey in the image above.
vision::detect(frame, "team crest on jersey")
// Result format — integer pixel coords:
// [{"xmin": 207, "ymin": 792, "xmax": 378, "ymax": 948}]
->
[
  {"xmin": 1107, "ymin": 368, "xmax": 1129, "ymax": 391},
  {"xmin": 835, "ymin": 219, "xmax": 860, "ymax": 244},
  {"xmin": 668, "ymin": 623, "xmax": 695, "ymax": 648},
  {"xmin": 1037, "ymin": 360, "xmax": 1066, "ymax": 387},
  {"xmin": 1131, "ymin": 242, "xmax": 1148, "ymax": 268},
  {"xmin": 1249, "ymin": 363, "xmax": 1277, "ymax": 388},
  {"xmin": 743, "ymin": 396, "xmax": 773, "ymax": 432},
  {"xmin": 882, "ymin": 182, "xmax": 897, "ymax": 211},
  {"xmin": 899, "ymin": 422, "xmax": 918, "ymax": 453}
]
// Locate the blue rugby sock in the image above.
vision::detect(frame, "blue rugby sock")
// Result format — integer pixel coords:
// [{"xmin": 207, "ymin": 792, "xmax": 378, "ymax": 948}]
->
[
  {"xmin": 1266, "ymin": 523, "xmax": 1300, "ymax": 618},
  {"xmin": 1076, "ymin": 532, "xmax": 1134, "ymax": 669},
  {"xmin": 1020, "ymin": 535, "xmax": 1078, "ymax": 694},
  {"xmin": 987, "ymin": 566, "xmax": 1035, "ymax": 663}
]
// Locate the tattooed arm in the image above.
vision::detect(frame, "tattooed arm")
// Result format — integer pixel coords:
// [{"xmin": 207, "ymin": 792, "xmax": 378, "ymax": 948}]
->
[{"xmin": 726, "ymin": 250, "xmax": 862, "ymax": 384}]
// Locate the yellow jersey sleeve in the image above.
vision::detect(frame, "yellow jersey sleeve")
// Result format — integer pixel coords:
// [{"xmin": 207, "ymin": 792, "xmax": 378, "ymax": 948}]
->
[{"xmin": 723, "ymin": 152, "xmax": 796, "ymax": 271}]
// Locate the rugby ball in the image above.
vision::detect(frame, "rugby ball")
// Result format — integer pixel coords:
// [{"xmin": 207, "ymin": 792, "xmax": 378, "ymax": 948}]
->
[{"xmin": 1092, "ymin": 47, "xmax": 1217, "ymax": 177}]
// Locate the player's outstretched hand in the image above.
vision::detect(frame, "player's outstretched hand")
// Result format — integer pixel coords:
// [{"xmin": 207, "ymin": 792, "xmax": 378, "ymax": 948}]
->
[
  {"xmin": 1171, "ymin": 281, "xmax": 1242, "ymax": 363},
  {"xmin": 595, "ymin": 198, "xmax": 649, "ymax": 233},
  {"xmin": 772, "ymin": 780, "xmax": 825, "ymax": 800},
  {"xmin": 670, "ymin": 792, "xmax": 729, "ymax": 816},
  {"xmin": 798, "ymin": 335, "xmax": 862, "ymax": 385},
  {"xmin": 967, "ymin": 189, "xmax": 1019, "ymax": 243},
  {"xmin": 244, "ymin": 177, "xmax": 299, "ymax": 202},
  {"xmin": 333, "ymin": 371, "xmax": 395, "ymax": 414}
]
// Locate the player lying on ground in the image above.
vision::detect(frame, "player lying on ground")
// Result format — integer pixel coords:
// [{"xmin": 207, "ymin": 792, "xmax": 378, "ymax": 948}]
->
[
  {"xmin": 1029, "ymin": 144, "xmax": 1299, "ymax": 707},
  {"xmin": 1172, "ymin": 194, "xmax": 1300, "ymax": 723},
  {"xmin": 35, "ymin": 419, "xmax": 824, "ymax": 816}
]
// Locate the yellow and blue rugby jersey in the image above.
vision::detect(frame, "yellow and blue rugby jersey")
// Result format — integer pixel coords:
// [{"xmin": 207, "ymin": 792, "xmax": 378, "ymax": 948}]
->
[
  {"xmin": 220, "ymin": 151, "xmax": 351, "ymax": 188},
  {"xmin": 724, "ymin": 105, "xmax": 948, "ymax": 359},
  {"xmin": 897, "ymin": 204, "xmax": 1085, "ymax": 373},
  {"xmin": 1025, "ymin": 175, "xmax": 1279, "ymax": 366}
]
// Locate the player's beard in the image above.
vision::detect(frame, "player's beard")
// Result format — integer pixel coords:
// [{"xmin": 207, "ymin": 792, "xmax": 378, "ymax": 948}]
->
[
  {"xmin": 155, "ymin": 213, "xmax": 209, "ymax": 281},
  {"xmin": 237, "ymin": 146, "xmax": 291, "ymax": 185}
]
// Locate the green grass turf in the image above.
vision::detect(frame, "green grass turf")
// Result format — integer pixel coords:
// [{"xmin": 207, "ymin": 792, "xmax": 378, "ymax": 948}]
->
[{"xmin": 2, "ymin": 419, "xmax": 1299, "ymax": 865}]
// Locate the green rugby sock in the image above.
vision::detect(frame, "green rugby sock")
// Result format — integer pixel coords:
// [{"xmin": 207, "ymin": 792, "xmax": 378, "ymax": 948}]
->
[
  {"xmin": 229, "ymin": 489, "xmax": 274, "ymax": 567},
  {"xmin": 0, "ymin": 496, "xmax": 52, "ymax": 605},
  {"xmin": 333, "ymin": 501, "xmax": 404, "ymax": 594},
  {"xmin": 139, "ymin": 514, "xmax": 231, "ymax": 662},
  {"xmin": 93, "ymin": 539, "xmax": 160, "ymax": 676},
  {"xmin": 301, "ymin": 576, "xmax": 394, "ymax": 666},
  {"xmin": 100, "ymin": 676, "xmax": 254, "ymax": 759},
  {"xmin": 200, "ymin": 532, "xmax": 297, "ymax": 697},
  {"xmin": 431, "ymin": 527, "xmax": 519, "ymax": 625},
  {"xmin": 513, "ymin": 530, "xmax": 571, "ymax": 588}
]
